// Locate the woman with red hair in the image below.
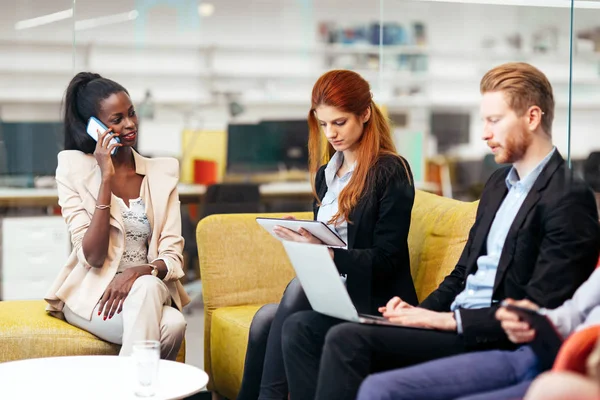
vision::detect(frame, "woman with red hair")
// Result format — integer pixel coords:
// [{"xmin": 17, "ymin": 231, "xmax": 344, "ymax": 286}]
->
[{"xmin": 237, "ymin": 70, "xmax": 418, "ymax": 400}]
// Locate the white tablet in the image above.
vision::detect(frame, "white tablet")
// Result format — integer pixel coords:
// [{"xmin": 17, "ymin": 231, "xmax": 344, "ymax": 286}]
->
[{"xmin": 256, "ymin": 217, "xmax": 346, "ymax": 248}]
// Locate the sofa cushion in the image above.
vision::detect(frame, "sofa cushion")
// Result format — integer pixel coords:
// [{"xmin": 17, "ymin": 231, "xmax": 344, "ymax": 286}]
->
[
  {"xmin": 211, "ymin": 305, "xmax": 262, "ymax": 400},
  {"xmin": 409, "ymin": 191, "xmax": 478, "ymax": 301},
  {"xmin": 198, "ymin": 211, "xmax": 313, "ymax": 390},
  {"xmin": 0, "ymin": 300, "xmax": 118, "ymax": 362},
  {"xmin": 0, "ymin": 300, "xmax": 185, "ymax": 363}
]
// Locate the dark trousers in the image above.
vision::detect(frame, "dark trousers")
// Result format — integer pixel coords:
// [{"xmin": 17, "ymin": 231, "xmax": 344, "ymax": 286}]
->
[
  {"xmin": 237, "ymin": 278, "xmax": 311, "ymax": 400},
  {"xmin": 282, "ymin": 310, "xmax": 470, "ymax": 400},
  {"xmin": 236, "ymin": 303, "xmax": 278, "ymax": 400},
  {"xmin": 357, "ymin": 346, "xmax": 540, "ymax": 400}
]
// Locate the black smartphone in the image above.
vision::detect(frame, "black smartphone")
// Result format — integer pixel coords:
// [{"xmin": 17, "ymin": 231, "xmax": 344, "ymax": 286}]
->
[{"xmin": 500, "ymin": 300, "xmax": 563, "ymax": 371}]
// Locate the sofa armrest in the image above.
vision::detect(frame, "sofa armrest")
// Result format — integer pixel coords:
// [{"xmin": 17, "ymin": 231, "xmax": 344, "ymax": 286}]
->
[{"xmin": 196, "ymin": 211, "xmax": 312, "ymax": 387}]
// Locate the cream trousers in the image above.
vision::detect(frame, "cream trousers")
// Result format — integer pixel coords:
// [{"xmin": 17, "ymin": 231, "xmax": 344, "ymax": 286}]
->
[{"xmin": 63, "ymin": 275, "xmax": 187, "ymax": 361}]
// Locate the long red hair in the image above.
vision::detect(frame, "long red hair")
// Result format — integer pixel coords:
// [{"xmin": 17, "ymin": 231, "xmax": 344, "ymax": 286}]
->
[{"xmin": 308, "ymin": 69, "xmax": 409, "ymax": 224}]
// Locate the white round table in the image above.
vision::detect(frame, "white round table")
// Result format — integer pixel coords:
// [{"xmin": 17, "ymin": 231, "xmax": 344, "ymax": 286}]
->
[{"xmin": 0, "ymin": 355, "xmax": 209, "ymax": 399}]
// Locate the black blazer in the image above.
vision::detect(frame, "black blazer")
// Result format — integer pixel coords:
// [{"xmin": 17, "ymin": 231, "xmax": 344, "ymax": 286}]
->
[
  {"xmin": 313, "ymin": 154, "xmax": 418, "ymax": 314},
  {"xmin": 420, "ymin": 150, "xmax": 600, "ymax": 348}
]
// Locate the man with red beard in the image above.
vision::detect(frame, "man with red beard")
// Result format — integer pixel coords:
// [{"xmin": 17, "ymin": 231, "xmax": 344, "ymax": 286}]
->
[{"xmin": 280, "ymin": 62, "xmax": 600, "ymax": 400}]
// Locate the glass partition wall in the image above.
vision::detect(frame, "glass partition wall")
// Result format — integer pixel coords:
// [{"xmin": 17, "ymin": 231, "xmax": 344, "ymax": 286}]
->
[
  {"xmin": 378, "ymin": 0, "xmax": 577, "ymax": 199},
  {"xmin": 572, "ymin": 0, "xmax": 600, "ymax": 208},
  {"xmin": 1, "ymin": 0, "xmax": 586, "ymax": 196},
  {"xmin": 3, "ymin": 0, "xmax": 599, "ymax": 373}
]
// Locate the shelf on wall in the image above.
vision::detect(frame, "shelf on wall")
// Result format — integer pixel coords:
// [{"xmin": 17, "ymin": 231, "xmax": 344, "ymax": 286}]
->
[
  {"xmin": 2, "ymin": 38, "xmax": 599, "ymax": 60},
  {"xmin": 2, "ymin": 89, "xmax": 598, "ymax": 111},
  {"xmin": 0, "ymin": 40, "xmax": 599, "ymax": 109}
]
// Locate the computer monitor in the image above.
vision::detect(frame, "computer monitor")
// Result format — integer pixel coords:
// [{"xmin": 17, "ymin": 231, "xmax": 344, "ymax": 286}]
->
[
  {"xmin": 260, "ymin": 120, "xmax": 309, "ymax": 170},
  {"xmin": 430, "ymin": 112, "xmax": 470, "ymax": 153},
  {"xmin": 226, "ymin": 123, "xmax": 279, "ymax": 173},
  {"xmin": 226, "ymin": 120, "xmax": 309, "ymax": 174},
  {"xmin": 0, "ymin": 122, "xmax": 62, "ymax": 177}
]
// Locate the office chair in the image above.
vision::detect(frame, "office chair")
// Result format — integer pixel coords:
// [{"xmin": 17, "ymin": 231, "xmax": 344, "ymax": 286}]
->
[
  {"xmin": 181, "ymin": 207, "xmax": 198, "ymax": 280},
  {"xmin": 583, "ymin": 151, "xmax": 600, "ymax": 193},
  {"xmin": 0, "ymin": 125, "xmax": 7, "ymax": 176},
  {"xmin": 460, "ymin": 154, "xmax": 506, "ymax": 201},
  {"xmin": 481, "ymin": 153, "xmax": 506, "ymax": 182},
  {"xmin": 201, "ymin": 183, "xmax": 262, "ymax": 217}
]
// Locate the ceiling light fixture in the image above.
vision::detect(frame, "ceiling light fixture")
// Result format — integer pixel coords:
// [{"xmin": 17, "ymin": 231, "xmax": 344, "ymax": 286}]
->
[
  {"xmin": 75, "ymin": 10, "xmax": 139, "ymax": 31},
  {"xmin": 14, "ymin": 8, "xmax": 73, "ymax": 30},
  {"xmin": 416, "ymin": 0, "xmax": 600, "ymax": 8}
]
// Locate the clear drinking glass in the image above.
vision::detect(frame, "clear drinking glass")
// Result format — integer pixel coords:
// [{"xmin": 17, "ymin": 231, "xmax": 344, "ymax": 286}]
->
[{"xmin": 132, "ymin": 340, "xmax": 160, "ymax": 397}]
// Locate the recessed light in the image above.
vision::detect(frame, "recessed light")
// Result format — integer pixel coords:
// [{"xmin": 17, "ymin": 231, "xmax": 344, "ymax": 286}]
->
[{"xmin": 198, "ymin": 3, "xmax": 215, "ymax": 17}]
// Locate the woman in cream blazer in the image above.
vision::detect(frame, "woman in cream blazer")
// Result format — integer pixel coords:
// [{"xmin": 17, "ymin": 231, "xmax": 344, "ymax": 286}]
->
[{"xmin": 45, "ymin": 72, "xmax": 190, "ymax": 360}]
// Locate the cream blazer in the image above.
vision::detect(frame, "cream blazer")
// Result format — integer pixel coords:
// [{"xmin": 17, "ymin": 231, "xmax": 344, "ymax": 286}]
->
[{"xmin": 45, "ymin": 150, "xmax": 191, "ymax": 321}]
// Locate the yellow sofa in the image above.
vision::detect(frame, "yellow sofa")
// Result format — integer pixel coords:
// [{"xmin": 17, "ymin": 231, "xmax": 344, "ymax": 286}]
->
[
  {"xmin": 0, "ymin": 300, "xmax": 185, "ymax": 363},
  {"xmin": 197, "ymin": 190, "xmax": 478, "ymax": 399}
]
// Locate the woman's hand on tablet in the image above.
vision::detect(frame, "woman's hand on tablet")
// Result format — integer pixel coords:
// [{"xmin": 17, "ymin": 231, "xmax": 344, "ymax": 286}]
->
[{"xmin": 273, "ymin": 225, "xmax": 324, "ymax": 245}]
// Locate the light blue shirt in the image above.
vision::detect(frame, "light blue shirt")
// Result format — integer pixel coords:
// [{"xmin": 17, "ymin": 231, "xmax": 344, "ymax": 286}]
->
[
  {"xmin": 316, "ymin": 151, "xmax": 355, "ymax": 248},
  {"xmin": 451, "ymin": 148, "xmax": 556, "ymax": 333},
  {"xmin": 543, "ymin": 267, "xmax": 600, "ymax": 338}
]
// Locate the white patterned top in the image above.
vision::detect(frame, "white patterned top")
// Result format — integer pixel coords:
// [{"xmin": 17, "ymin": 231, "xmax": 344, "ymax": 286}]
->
[{"xmin": 117, "ymin": 197, "xmax": 151, "ymax": 273}]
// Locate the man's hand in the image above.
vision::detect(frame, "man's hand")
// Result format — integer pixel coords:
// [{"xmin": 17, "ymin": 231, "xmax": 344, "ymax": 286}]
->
[
  {"xmin": 378, "ymin": 296, "xmax": 414, "ymax": 314},
  {"xmin": 383, "ymin": 306, "xmax": 457, "ymax": 332},
  {"xmin": 496, "ymin": 298, "xmax": 540, "ymax": 344}
]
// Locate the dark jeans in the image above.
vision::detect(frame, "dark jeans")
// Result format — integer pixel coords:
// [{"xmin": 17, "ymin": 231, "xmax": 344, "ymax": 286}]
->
[
  {"xmin": 237, "ymin": 278, "xmax": 311, "ymax": 400},
  {"xmin": 236, "ymin": 303, "xmax": 278, "ymax": 400},
  {"xmin": 357, "ymin": 346, "xmax": 540, "ymax": 400},
  {"xmin": 282, "ymin": 310, "xmax": 470, "ymax": 400}
]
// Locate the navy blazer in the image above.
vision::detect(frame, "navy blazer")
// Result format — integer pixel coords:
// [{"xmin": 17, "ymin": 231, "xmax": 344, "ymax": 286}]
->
[
  {"xmin": 420, "ymin": 150, "xmax": 600, "ymax": 348},
  {"xmin": 313, "ymin": 154, "xmax": 418, "ymax": 314}
]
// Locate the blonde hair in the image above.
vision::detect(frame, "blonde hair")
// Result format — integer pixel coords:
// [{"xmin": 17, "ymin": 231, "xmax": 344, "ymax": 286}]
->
[{"xmin": 480, "ymin": 62, "xmax": 554, "ymax": 135}]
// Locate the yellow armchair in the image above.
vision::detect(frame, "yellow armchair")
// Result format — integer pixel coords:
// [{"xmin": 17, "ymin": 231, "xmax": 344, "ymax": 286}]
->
[
  {"xmin": 0, "ymin": 300, "xmax": 186, "ymax": 363},
  {"xmin": 197, "ymin": 190, "xmax": 478, "ymax": 399}
]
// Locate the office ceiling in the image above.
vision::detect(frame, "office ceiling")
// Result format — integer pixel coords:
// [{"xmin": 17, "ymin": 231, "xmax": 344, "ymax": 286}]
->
[
  {"xmin": 1, "ymin": 0, "xmax": 380, "ymax": 46},
  {"xmin": 2, "ymin": 0, "xmax": 600, "ymax": 47}
]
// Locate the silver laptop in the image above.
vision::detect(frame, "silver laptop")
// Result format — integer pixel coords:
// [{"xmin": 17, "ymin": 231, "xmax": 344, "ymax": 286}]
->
[{"xmin": 282, "ymin": 241, "xmax": 401, "ymax": 326}]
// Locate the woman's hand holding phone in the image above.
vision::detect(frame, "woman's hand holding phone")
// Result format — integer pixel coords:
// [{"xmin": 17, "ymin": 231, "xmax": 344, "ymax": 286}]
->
[{"xmin": 94, "ymin": 128, "xmax": 122, "ymax": 180}]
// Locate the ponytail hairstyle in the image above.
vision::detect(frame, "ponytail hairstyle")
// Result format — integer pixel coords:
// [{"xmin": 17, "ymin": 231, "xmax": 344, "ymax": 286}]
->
[
  {"xmin": 308, "ymin": 70, "xmax": 411, "ymax": 224},
  {"xmin": 63, "ymin": 72, "xmax": 129, "ymax": 154}
]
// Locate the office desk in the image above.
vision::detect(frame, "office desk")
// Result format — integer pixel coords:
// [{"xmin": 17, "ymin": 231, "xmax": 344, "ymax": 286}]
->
[
  {"xmin": 0, "ymin": 183, "xmax": 313, "ymax": 208},
  {"xmin": 0, "ymin": 181, "xmax": 439, "ymax": 208}
]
